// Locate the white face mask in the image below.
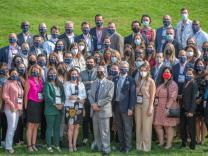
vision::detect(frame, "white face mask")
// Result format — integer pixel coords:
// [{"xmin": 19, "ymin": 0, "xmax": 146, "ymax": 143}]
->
[
  {"xmin": 140, "ymin": 71, "xmax": 148, "ymax": 78},
  {"xmin": 71, "ymin": 48, "xmax": 78, "ymax": 55},
  {"xmin": 79, "ymin": 45, "xmax": 85, "ymax": 51},
  {"xmin": 187, "ymin": 51, "xmax": 194, "ymax": 57}
]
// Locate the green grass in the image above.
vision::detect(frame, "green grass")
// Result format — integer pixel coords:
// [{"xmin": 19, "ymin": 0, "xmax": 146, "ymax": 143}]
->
[
  {"xmin": 0, "ymin": 0, "xmax": 208, "ymax": 155},
  {"xmin": 0, "ymin": 0, "xmax": 208, "ymax": 47}
]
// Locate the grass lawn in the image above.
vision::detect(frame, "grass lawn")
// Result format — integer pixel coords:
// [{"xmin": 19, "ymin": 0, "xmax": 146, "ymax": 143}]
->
[{"xmin": 0, "ymin": 0, "xmax": 208, "ymax": 155}]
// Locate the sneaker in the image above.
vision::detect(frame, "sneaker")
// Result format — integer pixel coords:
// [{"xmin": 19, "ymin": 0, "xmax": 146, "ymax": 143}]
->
[
  {"xmin": 27, "ymin": 146, "xmax": 34, "ymax": 152},
  {"xmin": 6, "ymin": 149, "xmax": 15, "ymax": 154},
  {"xmin": 55, "ymin": 146, "xmax": 62, "ymax": 152},
  {"xmin": 91, "ymin": 141, "xmax": 98, "ymax": 151},
  {"xmin": 83, "ymin": 138, "xmax": 88, "ymax": 145},
  {"xmin": 32, "ymin": 145, "xmax": 39, "ymax": 152},
  {"xmin": 47, "ymin": 147, "xmax": 54, "ymax": 153}
]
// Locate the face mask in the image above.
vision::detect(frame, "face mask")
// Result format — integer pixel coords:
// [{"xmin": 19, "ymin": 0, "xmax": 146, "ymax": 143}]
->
[
  {"xmin": 203, "ymin": 47, "xmax": 208, "ymax": 52},
  {"xmin": 39, "ymin": 28, "xmax": 47, "ymax": 33},
  {"xmin": 165, "ymin": 49, "xmax": 172, "ymax": 55},
  {"xmin": 22, "ymin": 25, "xmax": 29, "ymax": 33},
  {"xmin": 32, "ymin": 71, "xmax": 39, "ymax": 77},
  {"xmin": 11, "ymin": 74, "xmax": 18, "ymax": 80},
  {"xmin": 22, "ymin": 49, "xmax": 29, "ymax": 55},
  {"xmin": 111, "ymin": 70, "xmax": 119, "ymax": 77},
  {"xmin": 132, "ymin": 27, "xmax": 139, "ymax": 33},
  {"xmin": 82, "ymin": 28, "xmax": 90, "ymax": 35},
  {"xmin": 15, "ymin": 59, "xmax": 22, "ymax": 65},
  {"xmin": 51, "ymin": 33, "xmax": 59, "ymax": 39},
  {"xmin": 71, "ymin": 75, "xmax": 78, "ymax": 81},
  {"xmin": 96, "ymin": 21, "xmax": 103, "ymax": 27},
  {"xmin": 64, "ymin": 58, "xmax": 72, "ymax": 64},
  {"xmin": 179, "ymin": 56, "xmax": 187, "ymax": 64},
  {"xmin": 9, "ymin": 37, "xmax": 17, "ymax": 43},
  {"xmin": 18, "ymin": 68, "xmax": 26, "ymax": 75},
  {"xmin": 186, "ymin": 51, "xmax": 194, "ymax": 57},
  {"xmin": 146, "ymin": 48, "xmax": 153, "ymax": 55},
  {"xmin": 65, "ymin": 28, "xmax": 73, "ymax": 34},
  {"xmin": 186, "ymin": 75, "xmax": 193, "ymax": 81},
  {"xmin": 111, "ymin": 57, "xmax": 117, "ymax": 63},
  {"xmin": 163, "ymin": 72, "xmax": 171, "ymax": 80},
  {"xmin": 163, "ymin": 20, "xmax": 171, "ymax": 27},
  {"xmin": 181, "ymin": 13, "xmax": 188, "ymax": 21},
  {"xmin": 34, "ymin": 42, "xmax": 41, "ymax": 48},
  {"xmin": 156, "ymin": 57, "xmax": 163, "ymax": 64},
  {"xmin": 57, "ymin": 45, "xmax": 64, "ymax": 51},
  {"xmin": 135, "ymin": 61, "xmax": 143, "ymax": 68},
  {"xmin": 0, "ymin": 69, "xmax": 7, "ymax": 75},
  {"xmin": 120, "ymin": 68, "xmax": 128, "ymax": 75},
  {"xmin": 49, "ymin": 58, "xmax": 56, "ymax": 64},
  {"xmin": 29, "ymin": 60, "xmax": 37, "ymax": 65},
  {"xmin": 58, "ymin": 69, "xmax": 65, "ymax": 75},
  {"xmin": 108, "ymin": 28, "xmax": 115, "ymax": 35},
  {"xmin": 142, "ymin": 21, "xmax": 149, "ymax": 27},
  {"xmin": 166, "ymin": 34, "xmax": 174, "ymax": 42},
  {"xmin": 86, "ymin": 64, "xmax": 94, "ymax": 70},
  {"xmin": 95, "ymin": 58, "xmax": 100, "ymax": 64},
  {"xmin": 79, "ymin": 45, "xmax": 85, "ymax": 51},
  {"xmin": 203, "ymin": 55, "xmax": 208, "ymax": 62},
  {"xmin": 140, "ymin": 71, "xmax": 148, "ymax": 78},
  {"xmin": 124, "ymin": 51, "xmax": 132, "ymax": 57},
  {"xmin": 134, "ymin": 39, "xmax": 141, "ymax": 45},
  {"xmin": 97, "ymin": 71, "xmax": 105, "ymax": 79},
  {"xmin": 71, "ymin": 48, "xmax": 78, "ymax": 55},
  {"xmin": 38, "ymin": 60, "xmax": 46, "ymax": 67},
  {"xmin": 48, "ymin": 73, "xmax": 57, "ymax": 81},
  {"xmin": 104, "ymin": 43, "xmax": 110, "ymax": 49},
  {"xmin": 196, "ymin": 65, "xmax": 204, "ymax": 72},
  {"xmin": 192, "ymin": 25, "xmax": 200, "ymax": 34}
]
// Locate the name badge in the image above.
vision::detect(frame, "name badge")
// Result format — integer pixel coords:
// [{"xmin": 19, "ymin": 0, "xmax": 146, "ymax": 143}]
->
[
  {"xmin": 79, "ymin": 103, "xmax": 83, "ymax": 109},
  {"xmin": 56, "ymin": 97, "xmax": 62, "ymax": 104},
  {"xmin": 38, "ymin": 93, "xmax": 43, "ymax": 100},
  {"xmin": 97, "ymin": 44, "xmax": 102, "ymax": 50},
  {"xmin": 178, "ymin": 75, "xmax": 185, "ymax": 83},
  {"xmin": 17, "ymin": 97, "xmax": 23, "ymax": 104},
  {"xmin": 154, "ymin": 97, "xmax": 159, "ymax": 106},
  {"xmin": 137, "ymin": 95, "xmax": 143, "ymax": 104}
]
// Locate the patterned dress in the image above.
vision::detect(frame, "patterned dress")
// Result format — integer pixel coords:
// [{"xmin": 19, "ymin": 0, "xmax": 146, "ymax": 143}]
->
[{"xmin": 154, "ymin": 80, "xmax": 179, "ymax": 126}]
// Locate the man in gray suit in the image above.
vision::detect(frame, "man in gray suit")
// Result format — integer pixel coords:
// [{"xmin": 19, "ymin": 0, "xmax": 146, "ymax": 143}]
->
[
  {"xmin": 106, "ymin": 22, "xmax": 124, "ymax": 57},
  {"xmin": 88, "ymin": 66, "xmax": 114, "ymax": 156}
]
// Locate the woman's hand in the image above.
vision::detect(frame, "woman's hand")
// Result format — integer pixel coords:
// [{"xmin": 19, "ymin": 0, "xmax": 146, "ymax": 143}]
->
[
  {"xmin": 146, "ymin": 107, "xmax": 153, "ymax": 117},
  {"xmin": 55, "ymin": 104, "xmax": 63, "ymax": 110},
  {"xmin": 69, "ymin": 95, "xmax": 77, "ymax": 101},
  {"xmin": 10, "ymin": 105, "xmax": 16, "ymax": 112}
]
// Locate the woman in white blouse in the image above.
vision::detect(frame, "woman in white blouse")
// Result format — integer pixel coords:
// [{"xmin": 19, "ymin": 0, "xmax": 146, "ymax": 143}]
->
[{"xmin": 64, "ymin": 68, "xmax": 86, "ymax": 152}]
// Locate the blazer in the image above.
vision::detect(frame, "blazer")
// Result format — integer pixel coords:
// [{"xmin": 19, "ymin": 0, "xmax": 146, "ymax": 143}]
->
[
  {"xmin": 0, "ymin": 45, "xmax": 21, "ymax": 63},
  {"xmin": 44, "ymin": 81, "xmax": 65, "ymax": 115},
  {"xmin": 90, "ymin": 27, "xmax": 107, "ymax": 49},
  {"xmin": 80, "ymin": 68, "xmax": 97, "ymax": 91},
  {"xmin": 29, "ymin": 45, "xmax": 47, "ymax": 56},
  {"xmin": 58, "ymin": 33, "xmax": 76, "ymax": 50},
  {"xmin": 112, "ymin": 75, "xmax": 136, "ymax": 112},
  {"xmin": 88, "ymin": 78, "xmax": 114, "ymax": 118},
  {"xmin": 151, "ymin": 64, "xmax": 165, "ymax": 87},
  {"xmin": 182, "ymin": 80, "xmax": 198, "ymax": 113},
  {"xmin": 17, "ymin": 32, "xmax": 33, "ymax": 48},
  {"xmin": 124, "ymin": 34, "xmax": 134, "ymax": 45},
  {"xmin": 74, "ymin": 34, "xmax": 97, "ymax": 52}
]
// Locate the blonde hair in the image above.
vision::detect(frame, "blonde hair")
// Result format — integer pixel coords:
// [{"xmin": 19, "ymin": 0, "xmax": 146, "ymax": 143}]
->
[
  {"xmin": 28, "ymin": 64, "xmax": 43, "ymax": 80},
  {"xmin": 164, "ymin": 43, "xmax": 176, "ymax": 64}
]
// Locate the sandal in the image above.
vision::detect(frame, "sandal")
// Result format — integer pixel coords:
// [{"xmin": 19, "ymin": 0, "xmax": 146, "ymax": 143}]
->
[{"xmin": 32, "ymin": 144, "xmax": 39, "ymax": 152}]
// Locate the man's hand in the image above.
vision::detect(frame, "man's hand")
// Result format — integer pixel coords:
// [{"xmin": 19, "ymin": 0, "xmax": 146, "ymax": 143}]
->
[
  {"xmin": 92, "ymin": 103, "xmax": 100, "ymax": 112},
  {"xmin": 69, "ymin": 95, "xmax": 77, "ymax": 101},
  {"xmin": 128, "ymin": 109, "xmax": 133, "ymax": 116}
]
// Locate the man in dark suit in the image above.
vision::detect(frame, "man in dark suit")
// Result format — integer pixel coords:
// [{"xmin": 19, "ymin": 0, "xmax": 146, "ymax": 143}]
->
[
  {"xmin": 29, "ymin": 35, "xmax": 47, "ymax": 56},
  {"xmin": 90, "ymin": 14, "xmax": 107, "ymax": 50},
  {"xmin": 17, "ymin": 21, "xmax": 33, "ymax": 48},
  {"xmin": 0, "ymin": 33, "xmax": 21, "ymax": 69},
  {"xmin": 80, "ymin": 56, "xmax": 97, "ymax": 145},
  {"xmin": 124, "ymin": 20, "xmax": 141, "ymax": 45},
  {"xmin": 58, "ymin": 21, "xmax": 76, "ymax": 50},
  {"xmin": 112, "ymin": 61, "xmax": 136, "ymax": 153},
  {"xmin": 75, "ymin": 21, "xmax": 97, "ymax": 56},
  {"xmin": 151, "ymin": 53, "xmax": 165, "ymax": 87},
  {"xmin": 181, "ymin": 68, "xmax": 198, "ymax": 149}
]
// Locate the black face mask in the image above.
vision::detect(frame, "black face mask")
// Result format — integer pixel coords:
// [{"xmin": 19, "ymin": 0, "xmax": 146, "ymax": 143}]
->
[
  {"xmin": 86, "ymin": 64, "xmax": 94, "ymax": 70},
  {"xmin": 124, "ymin": 50, "xmax": 132, "ymax": 57},
  {"xmin": 58, "ymin": 68, "xmax": 65, "ymax": 75},
  {"xmin": 97, "ymin": 71, "xmax": 104, "ymax": 79},
  {"xmin": 29, "ymin": 60, "xmax": 37, "ymax": 65},
  {"xmin": 132, "ymin": 27, "xmax": 139, "ymax": 33}
]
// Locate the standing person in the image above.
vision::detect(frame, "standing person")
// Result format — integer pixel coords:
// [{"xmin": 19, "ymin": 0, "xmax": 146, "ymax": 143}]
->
[
  {"xmin": 112, "ymin": 61, "xmax": 136, "ymax": 153},
  {"xmin": 29, "ymin": 35, "xmax": 47, "ymax": 56},
  {"xmin": 88, "ymin": 66, "xmax": 114, "ymax": 156},
  {"xmin": 44, "ymin": 67, "xmax": 65, "ymax": 153},
  {"xmin": 24, "ymin": 64, "xmax": 44, "ymax": 152},
  {"xmin": 64, "ymin": 68, "xmax": 86, "ymax": 152},
  {"xmin": 180, "ymin": 68, "xmax": 198, "ymax": 149},
  {"xmin": 176, "ymin": 8, "xmax": 193, "ymax": 49},
  {"xmin": 154, "ymin": 66, "xmax": 179, "ymax": 149},
  {"xmin": 2, "ymin": 68, "xmax": 24, "ymax": 154},
  {"xmin": 80, "ymin": 56, "xmax": 97, "ymax": 145},
  {"xmin": 38, "ymin": 23, "xmax": 49, "ymax": 42},
  {"xmin": 135, "ymin": 62, "xmax": 156, "ymax": 151}
]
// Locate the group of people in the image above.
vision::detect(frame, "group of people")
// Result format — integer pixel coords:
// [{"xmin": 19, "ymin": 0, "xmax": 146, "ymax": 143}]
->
[{"xmin": 0, "ymin": 7, "xmax": 208, "ymax": 156}]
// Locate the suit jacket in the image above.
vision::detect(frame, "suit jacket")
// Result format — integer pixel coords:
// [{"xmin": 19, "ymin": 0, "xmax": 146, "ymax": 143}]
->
[
  {"xmin": 80, "ymin": 68, "xmax": 97, "ymax": 91},
  {"xmin": 17, "ymin": 32, "xmax": 33, "ymax": 48},
  {"xmin": 124, "ymin": 34, "xmax": 134, "ymax": 45},
  {"xmin": 112, "ymin": 75, "xmax": 136, "ymax": 113},
  {"xmin": 75, "ymin": 34, "xmax": 97, "ymax": 53},
  {"xmin": 29, "ymin": 45, "xmax": 47, "ymax": 56},
  {"xmin": 90, "ymin": 27, "xmax": 107, "ymax": 49},
  {"xmin": 0, "ymin": 45, "xmax": 21, "ymax": 63},
  {"xmin": 182, "ymin": 80, "xmax": 198, "ymax": 113},
  {"xmin": 58, "ymin": 33, "xmax": 76, "ymax": 50},
  {"xmin": 88, "ymin": 78, "xmax": 114, "ymax": 118},
  {"xmin": 151, "ymin": 64, "xmax": 165, "ymax": 87},
  {"xmin": 43, "ymin": 81, "xmax": 66, "ymax": 115}
]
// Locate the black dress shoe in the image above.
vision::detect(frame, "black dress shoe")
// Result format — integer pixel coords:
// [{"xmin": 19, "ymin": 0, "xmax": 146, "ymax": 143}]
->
[
  {"xmin": 180, "ymin": 143, "xmax": 186, "ymax": 148},
  {"xmin": 189, "ymin": 144, "xmax": 195, "ymax": 150},
  {"xmin": 102, "ymin": 152, "xmax": 109, "ymax": 156}
]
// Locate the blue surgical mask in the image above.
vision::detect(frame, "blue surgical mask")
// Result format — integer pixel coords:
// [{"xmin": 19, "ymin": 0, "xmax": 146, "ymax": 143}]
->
[
  {"xmin": 95, "ymin": 58, "xmax": 100, "ymax": 64},
  {"xmin": 48, "ymin": 73, "xmax": 57, "ymax": 81},
  {"xmin": 179, "ymin": 56, "xmax": 187, "ymax": 64},
  {"xmin": 82, "ymin": 28, "xmax": 90, "ymax": 35},
  {"xmin": 34, "ymin": 42, "xmax": 41, "ymax": 48},
  {"xmin": 51, "ymin": 33, "xmax": 59, "ymax": 39},
  {"xmin": 142, "ymin": 21, "xmax": 149, "ymax": 27},
  {"xmin": 108, "ymin": 28, "xmax": 115, "ymax": 35},
  {"xmin": 166, "ymin": 34, "xmax": 174, "ymax": 42},
  {"xmin": 96, "ymin": 21, "xmax": 103, "ymax": 27},
  {"xmin": 49, "ymin": 58, "xmax": 56, "ymax": 64},
  {"xmin": 32, "ymin": 71, "xmax": 39, "ymax": 77},
  {"xmin": 71, "ymin": 48, "xmax": 78, "ymax": 55},
  {"xmin": 18, "ymin": 68, "xmax": 26, "ymax": 75},
  {"xmin": 120, "ymin": 68, "xmax": 128, "ymax": 75},
  {"xmin": 9, "ymin": 37, "xmax": 17, "ymax": 43},
  {"xmin": 11, "ymin": 74, "xmax": 18, "ymax": 80},
  {"xmin": 38, "ymin": 60, "xmax": 46, "ymax": 67},
  {"xmin": 71, "ymin": 75, "xmax": 77, "ymax": 81},
  {"xmin": 134, "ymin": 39, "xmax": 141, "ymax": 45},
  {"xmin": 64, "ymin": 58, "xmax": 72, "ymax": 64},
  {"xmin": 111, "ymin": 70, "xmax": 119, "ymax": 77},
  {"xmin": 22, "ymin": 25, "xmax": 29, "ymax": 33},
  {"xmin": 39, "ymin": 28, "xmax": 47, "ymax": 33},
  {"xmin": 111, "ymin": 57, "xmax": 117, "ymax": 63},
  {"xmin": 163, "ymin": 20, "xmax": 171, "ymax": 28},
  {"xmin": 0, "ymin": 69, "xmax": 7, "ymax": 75},
  {"xmin": 57, "ymin": 45, "xmax": 64, "ymax": 51},
  {"xmin": 186, "ymin": 75, "xmax": 193, "ymax": 81},
  {"xmin": 104, "ymin": 43, "xmax": 110, "ymax": 49},
  {"xmin": 203, "ymin": 55, "xmax": 208, "ymax": 62},
  {"xmin": 22, "ymin": 49, "xmax": 29, "ymax": 55},
  {"xmin": 135, "ymin": 61, "xmax": 143, "ymax": 68},
  {"xmin": 192, "ymin": 25, "xmax": 200, "ymax": 34},
  {"xmin": 196, "ymin": 65, "xmax": 204, "ymax": 72},
  {"xmin": 181, "ymin": 13, "xmax": 188, "ymax": 21},
  {"xmin": 65, "ymin": 28, "xmax": 73, "ymax": 34}
]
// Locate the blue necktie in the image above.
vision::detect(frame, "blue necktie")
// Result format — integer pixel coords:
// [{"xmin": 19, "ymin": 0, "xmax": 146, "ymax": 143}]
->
[{"xmin": 95, "ymin": 81, "xmax": 101, "ymax": 102}]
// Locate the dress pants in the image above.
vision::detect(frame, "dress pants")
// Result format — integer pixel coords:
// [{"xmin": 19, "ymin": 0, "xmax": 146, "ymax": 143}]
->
[
  {"xmin": 114, "ymin": 102, "xmax": 132, "ymax": 151},
  {"xmin": 92, "ymin": 112, "xmax": 110, "ymax": 154},
  {"xmin": 135, "ymin": 99, "xmax": 153, "ymax": 151},
  {"xmin": 0, "ymin": 112, "xmax": 7, "ymax": 142}
]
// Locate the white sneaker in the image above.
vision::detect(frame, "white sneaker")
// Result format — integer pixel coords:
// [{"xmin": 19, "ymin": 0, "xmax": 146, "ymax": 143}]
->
[
  {"xmin": 91, "ymin": 141, "xmax": 98, "ymax": 151},
  {"xmin": 47, "ymin": 147, "xmax": 54, "ymax": 153},
  {"xmin": 83, "ymin": 138, "xmax": 88, "ymax": 144}
]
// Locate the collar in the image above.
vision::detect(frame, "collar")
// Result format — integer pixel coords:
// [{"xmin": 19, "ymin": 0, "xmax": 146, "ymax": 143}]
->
[{"xmin": 66, "ymin": 33, "xmax": 74, "ymax": 37}]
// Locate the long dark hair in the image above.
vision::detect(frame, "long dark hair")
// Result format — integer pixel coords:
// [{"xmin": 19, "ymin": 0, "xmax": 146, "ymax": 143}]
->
[
  {"xmin": 161, "ymin": 66, "xmax": 173, "ymax": 87},
  {"xmin": 67, "ymin": 68, "xmax": 80, "ymax": 82},
  {"xmin": 47, "ymin": 67, "xmax": 61, "ymax": 88}
]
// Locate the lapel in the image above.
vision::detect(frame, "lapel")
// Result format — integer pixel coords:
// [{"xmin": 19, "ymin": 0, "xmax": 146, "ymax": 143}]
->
[
  {"xmin": 5, "ymin": 47, "xmax": 9, "ymax": 62},
  {"xmin": 114, "ymin": 76, "xmax": 119, "ymax": 92}
]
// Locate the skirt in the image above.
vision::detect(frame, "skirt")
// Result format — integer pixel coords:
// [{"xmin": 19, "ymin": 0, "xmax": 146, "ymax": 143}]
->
[{"xmin": 27, "ymin": 100, "xmax": 42, "ymax": 123}]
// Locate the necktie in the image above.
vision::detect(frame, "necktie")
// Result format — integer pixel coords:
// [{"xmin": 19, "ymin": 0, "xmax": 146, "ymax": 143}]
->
[{"xmin": 95, "ymin": 81, "xmax": 101, "ymax": 102}]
